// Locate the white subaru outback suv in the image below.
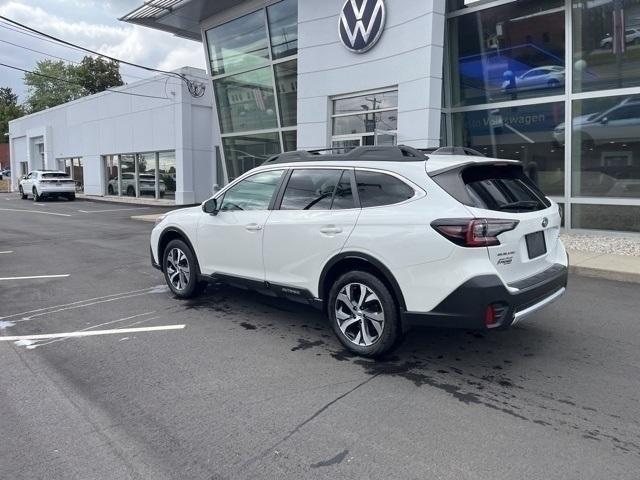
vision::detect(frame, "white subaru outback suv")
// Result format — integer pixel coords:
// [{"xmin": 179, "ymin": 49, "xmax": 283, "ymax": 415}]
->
[{"xmin": 150, "ymin": 146, "xmax": 568, "ymax": 357}]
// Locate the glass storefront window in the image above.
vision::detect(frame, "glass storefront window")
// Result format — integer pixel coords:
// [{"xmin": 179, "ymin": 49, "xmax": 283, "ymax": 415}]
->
[
  {"xmin": 334, "ymin": 91, "xmax": 398, "ymax": 115},
  {"xmin": 332, "ymin": 111, "xmax": 398, "ymax": 136},
  {"xmin": 206, "ymin": 10, "xmax": 270, "ymax": 76},
  {"xmin": 120, "ymin": 155, "xmax": 136, "ymax": 197},
  {"xmin": 571, "ymin": 95, "xmax": 640, "ymax": 198},
  {"xmin": 214, "ymin": 67, "xmax": 278, "ymax": 134},
  {"xmin": 274, "ymin": 60, "xmax": 298, "ymax": 127},
  {"xmin": 452, "ymin": 102, "xmax": 565, "ymax": 196},
  {"xmin": 222, "ymin": 132, "xmax": 282, "ymax": 182},
  {"xmin": 573, "ymin": 0, "xmax": 640, "ymax": 92},
  {"xmin": 268, "ymin": 0, "xmax": 298, "ymax": 59},
  {"xmin": 103, "ymin": 152, "xmax": 175, "ymax": 201},
  {"xmin": 159, "ymin": 151, "xmax": 176, "ymax": 200},
  {"xmin": 282, "ymin": 130, "xmax": 297, "ymax": 152},
  {"xmin": 572, "ymin": 204, "xmax": 640, "ymax": 232},
  {"xmin": 137, "ymin": 153, "xmax": 156, "ymax": 198},
  {"xmin": 449, "ymin": 0, "xmax": 565, "ymax": 107},
  {"xmin": 105, "ymin": 155, "xmax": 119, "ymax": 196}
]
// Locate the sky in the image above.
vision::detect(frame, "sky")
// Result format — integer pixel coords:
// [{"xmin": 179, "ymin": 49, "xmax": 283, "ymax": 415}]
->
[{"xmin": 0, "ymin": 0, "xmax": 206, "ymax": 102}]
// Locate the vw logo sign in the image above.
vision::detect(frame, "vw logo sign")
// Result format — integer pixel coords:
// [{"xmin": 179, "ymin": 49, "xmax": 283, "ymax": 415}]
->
[
  {"xmin": 339, "ymin": 0, "xmax": 387, "ymax": 53},
  {"xmin": 542, "ymin": 217, "xmax": 549, "ymax": 228}
]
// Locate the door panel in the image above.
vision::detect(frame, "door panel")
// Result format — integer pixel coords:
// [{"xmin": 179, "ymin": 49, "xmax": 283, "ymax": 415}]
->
[
  {"xmin": 196, "ymin": 169, "xmax": 284, "ymax": 281},
  {"xmin": 197, "ymin": 210, "xmax": 272, "ymax": 280},
  {"xmin": 263, "ymin": 210, "xmax": 359, "ymax": 294},
  {"xmin": 263, "ymin": 168, "xmax": 360, "ymax": 296}
]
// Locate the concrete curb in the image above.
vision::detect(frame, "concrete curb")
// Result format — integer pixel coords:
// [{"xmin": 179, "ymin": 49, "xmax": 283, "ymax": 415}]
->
[
  {"xmin": 131, "ymin": 214, "xmax": 161, "ymax": 223},
  {"xmin": 567, "ymin": 249, "xmax": 640, "ymax": 284},
  {"xmin": 569, "ymin": 265, "xmax": 640, "ymax": 284}
]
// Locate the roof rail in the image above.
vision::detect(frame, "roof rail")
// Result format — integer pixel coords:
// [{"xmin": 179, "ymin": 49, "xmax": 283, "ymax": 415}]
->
[{"xmin": 263, "ymin": 145, "xmax": 427, "ymax": 165}]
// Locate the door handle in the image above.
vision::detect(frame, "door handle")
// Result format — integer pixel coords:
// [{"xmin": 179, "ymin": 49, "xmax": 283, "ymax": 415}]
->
[
  {"xmin": 320, "ymin": 226, "xmax": 343, "ymax": 235},
  {"xmin": 245, "ymin": 223, "xmax": 263, "ymax": 232}
]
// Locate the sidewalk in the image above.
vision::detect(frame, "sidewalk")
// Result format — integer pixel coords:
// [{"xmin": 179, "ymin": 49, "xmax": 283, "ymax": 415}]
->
[
  {"xmin": 568, "ymin": 250, "xmax": 640, "ymax": 284},
  {"xmin": 77, "ymin": 193, "xmax": 175, "ymax": 207}
]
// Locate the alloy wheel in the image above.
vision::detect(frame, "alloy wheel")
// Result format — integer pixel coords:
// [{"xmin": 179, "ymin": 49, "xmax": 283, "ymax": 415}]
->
[
  {"xmin": 335, "ymin": 283, "xmax": 385, "ymax": 347},
  {"xmin": 166, "ymin": 247, "xmax": 191, "ymax": 291}
]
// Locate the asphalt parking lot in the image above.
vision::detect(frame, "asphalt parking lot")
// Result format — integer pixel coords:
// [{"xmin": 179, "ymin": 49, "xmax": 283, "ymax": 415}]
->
[{"xmin": 1, "ymin": 192, "xmax": 639, "ymax": 480}]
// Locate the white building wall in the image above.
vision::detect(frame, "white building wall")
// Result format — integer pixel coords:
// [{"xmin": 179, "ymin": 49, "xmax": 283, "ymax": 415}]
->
[
  {"xmin": 296, "ymin": 0, "xmax": 446, "ymax": 150},
  {"xmin": 8, "ymin": 67, "xmax": 217, "ymax": 205}
]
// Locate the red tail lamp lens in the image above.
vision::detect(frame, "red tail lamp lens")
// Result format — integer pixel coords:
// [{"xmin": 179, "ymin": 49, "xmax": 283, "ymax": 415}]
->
[{"xmin": 432, "ymin": 219, "xmax": 519, "ymax": 248}]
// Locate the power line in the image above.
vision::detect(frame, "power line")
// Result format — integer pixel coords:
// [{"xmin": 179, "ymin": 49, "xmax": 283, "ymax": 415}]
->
[
  {"xmin": 0, "ymin": 62, "xmax": 171, "ymax": 100},
  {"xmin": 0, "ymin": 21, "xmax": 179, "ymax": 85},
  {"xmin": 0, "ymin": 15, "xmax": 206, "ymax": 98},
  {"xmin": 0, "ymin": 37, "xmax": 150, "ymax": 83}
]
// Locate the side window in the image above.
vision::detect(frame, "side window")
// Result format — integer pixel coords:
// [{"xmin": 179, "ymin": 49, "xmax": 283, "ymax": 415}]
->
[
  {"xmin": 280, "ymin": 169, "xmax": 343, "ymax": 211},
  {"xmin": 355, "ymin": 171, "xmax": 415, "ymax": 208},
  {"xmin": 332, "ymin": 170, "xmax": 356, "ymax": 210},
  {"xmin": 220, "ymin": 170, "xmax": 284, "ymax": 212}
]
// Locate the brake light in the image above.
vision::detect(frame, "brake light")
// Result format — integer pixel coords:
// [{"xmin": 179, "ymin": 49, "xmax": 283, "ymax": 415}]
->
[{"xmin": 431, "ymin": 218, "xmax": 519, "ymax": 247}]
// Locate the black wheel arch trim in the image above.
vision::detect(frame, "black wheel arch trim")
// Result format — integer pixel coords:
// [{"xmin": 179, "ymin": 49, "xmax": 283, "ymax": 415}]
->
[
  {"xmin": 318, "ymin": 252, "xmax": 407, "ymax": 312},
  {"xmin": 157, "ymin": 227, "xmax": 200, "ymax": 274}
]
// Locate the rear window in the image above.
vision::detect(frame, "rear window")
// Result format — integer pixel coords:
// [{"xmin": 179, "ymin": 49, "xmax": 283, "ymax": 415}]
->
[
  {"xmin": 42, "ymin": 172, "xmax": 69, "ymax": 179},
  {"xmin": 432, "ymin": 164, "xmax": 551, "ymax": 212}
]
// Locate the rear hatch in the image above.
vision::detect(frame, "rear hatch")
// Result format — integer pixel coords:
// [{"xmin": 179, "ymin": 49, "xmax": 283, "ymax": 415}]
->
[{"xmin": 430, "ymin": 161, "xmax": 562, "ymax": 284}]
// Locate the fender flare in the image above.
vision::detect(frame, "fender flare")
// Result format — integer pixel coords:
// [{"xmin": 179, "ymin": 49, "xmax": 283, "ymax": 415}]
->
[{"xmin": 318, "ymin": 251, "xmax": 407, "ymax": 312}]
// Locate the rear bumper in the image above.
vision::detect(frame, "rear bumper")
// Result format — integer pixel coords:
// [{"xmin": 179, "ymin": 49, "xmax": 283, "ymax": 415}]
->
[
  {"xmin": 403, "ymin": 263, "xmax": 568, "ymax": 329},
  {"xmin": 39, "ymin": 186, "xmax": 75, "ymax": 194}
]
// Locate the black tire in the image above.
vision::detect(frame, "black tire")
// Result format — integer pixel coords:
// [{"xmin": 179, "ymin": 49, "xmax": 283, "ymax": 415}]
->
[
  {"xmin": 328, "ymin": 271, "xmax": 401, "ymax": 358},
  {"xmin": 68, "ymin": 193, "xmax": 76, "ymax": 201},
  {"xmin": 107, "ymin": 184, "xmax": 114, "ymax": 195},
  {"xmin": 162, "ymin": 239, "xmax": 203, "ymax": 299},
  {"xmin": 32, "ymin": 187, "xmax": 41, "ymax": 202},
  {"xmin": 126, "ymin": 185, "xmax": 135, "ymax": 197},
  {"xmin": 19, "ymin": 186, "xmax": 27, "ymax": 200}
]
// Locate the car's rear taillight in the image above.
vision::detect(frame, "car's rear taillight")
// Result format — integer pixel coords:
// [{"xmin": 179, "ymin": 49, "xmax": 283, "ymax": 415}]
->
[{"xmin": 431, "ymin": 218, "xmax": 519, "ymax": 247}]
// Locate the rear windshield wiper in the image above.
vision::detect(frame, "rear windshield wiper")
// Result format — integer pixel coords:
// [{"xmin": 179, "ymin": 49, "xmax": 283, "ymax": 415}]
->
[{"xmin": 498, "ymin": 200, "xmax": 541, "ymax": 211}]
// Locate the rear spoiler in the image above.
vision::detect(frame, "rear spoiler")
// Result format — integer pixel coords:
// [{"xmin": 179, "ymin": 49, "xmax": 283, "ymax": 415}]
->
[{"xmin": 427, "ymin": 159, "xmax": 522, "ymax": 177}]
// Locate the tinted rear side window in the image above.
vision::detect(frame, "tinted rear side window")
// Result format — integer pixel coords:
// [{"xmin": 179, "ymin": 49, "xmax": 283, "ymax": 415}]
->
[
  {"xmin": 355, "ymin": 171, "xmax": 415, "ymax": 208},
  {"xmin": 281, "ymin": 169, "xmax": 343, "ymax": 210}
]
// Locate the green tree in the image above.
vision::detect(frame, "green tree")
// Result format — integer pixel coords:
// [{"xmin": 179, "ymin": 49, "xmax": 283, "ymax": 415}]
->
[
  {"xmin": 24, "ymin": 57, "xmax": 124, "ymax": 113},
  {"xmin": 0, "ymin": 87, "xmax": 24, "ymax": 139},
  {"xmin": 74, "ymin": 56, "xmax": 123, "ymax": 95},
  {"xmin": 24, "ymin": 60, "xmax": 84, "ymax": 112}
]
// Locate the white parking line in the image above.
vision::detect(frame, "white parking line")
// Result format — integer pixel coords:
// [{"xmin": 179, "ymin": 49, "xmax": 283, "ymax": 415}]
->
[
  {"xmin": 1, "ymin": 324, "xmax": 185, "ymax": 342},
  {"xmin": 0, "ymin": 286, "xmax": 166, "ymax": 321},
  {"xmin": 0, "ymin": 208, "xmax": 71, "ymax": 217},
  {"xmin": 78, "ymin": 207, "xmax": 150, "ymax": 214},
  {"xmin": 0, "ymin": 251, "xmax": 13, "ymax": 254},
  {"xmin": 27, "ymin": 312, "xmax": 158, "ymax": 349},
  {"xmin": 0, "ymin": 274, "xmax": 70, "ymax": 281}
]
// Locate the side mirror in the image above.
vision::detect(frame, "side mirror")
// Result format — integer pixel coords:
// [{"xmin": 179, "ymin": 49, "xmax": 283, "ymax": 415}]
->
[
  {"xmin": 601, "ymin": 116, "xmax": 609, "ymax": 125},
  {"xmin": 202, "ymin": 198, "xmax": 219, "ymax": 216}
]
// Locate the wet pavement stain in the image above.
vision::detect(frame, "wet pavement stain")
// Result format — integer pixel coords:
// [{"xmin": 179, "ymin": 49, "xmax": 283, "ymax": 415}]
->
[
  {"xmin": 291, "ymin": 339, "xmax": 325, "ymax": 352},
  {"xmin": 240, "ymin": 322, "xmax": 257, "ymax": 330},
  {"xmin": 310, "ymin": 449, "xmax": 349, "ymax": 469}
]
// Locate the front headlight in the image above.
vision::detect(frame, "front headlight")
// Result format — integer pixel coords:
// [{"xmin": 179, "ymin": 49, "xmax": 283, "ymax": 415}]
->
[{"xmin": 154, "ymin": 214, "xmax": 168, "ymax": 226}]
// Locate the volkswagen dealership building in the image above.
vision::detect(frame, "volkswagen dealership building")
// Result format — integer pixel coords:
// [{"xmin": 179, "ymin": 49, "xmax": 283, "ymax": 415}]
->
[{"xmin": 11, "ymin": 0, "xmax": 640, "ymax": 233}]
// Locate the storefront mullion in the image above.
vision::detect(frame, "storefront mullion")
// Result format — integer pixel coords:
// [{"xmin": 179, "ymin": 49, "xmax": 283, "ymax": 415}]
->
[{"xmin": 207, "ymin": 0, "xmax": 298, "ymax": 184}]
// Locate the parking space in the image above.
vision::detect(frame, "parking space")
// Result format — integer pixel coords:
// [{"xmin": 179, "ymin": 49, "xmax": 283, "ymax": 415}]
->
[{"xmin": 1, "ymin": 191, "xmax": 640, "ymax": 479}]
